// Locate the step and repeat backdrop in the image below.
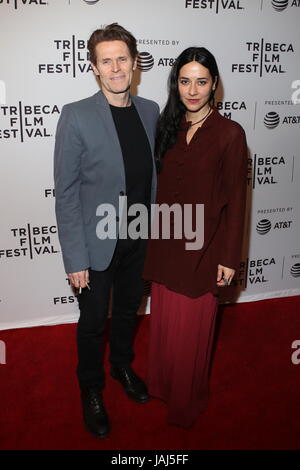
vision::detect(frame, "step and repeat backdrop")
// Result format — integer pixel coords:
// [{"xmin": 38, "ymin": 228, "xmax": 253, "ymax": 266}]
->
[{"xmin": 0, "ymin": 0, "xmax": 299, "ymax": 329}]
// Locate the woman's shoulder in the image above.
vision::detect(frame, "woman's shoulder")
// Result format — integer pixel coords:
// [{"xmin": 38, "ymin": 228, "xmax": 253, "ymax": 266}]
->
[
  {"xmin": 214, "ymin": 108, "xmax": 245, "ymax": 133},
  {"xmin": 214, "ymin": 108, "xmax": 246, "ymax": 139}
]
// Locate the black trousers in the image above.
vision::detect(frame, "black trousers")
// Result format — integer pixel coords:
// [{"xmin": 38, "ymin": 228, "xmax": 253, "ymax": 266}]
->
[{"xmin": 76, "ymin": 237, "xmax": 147, "ymax": 391}]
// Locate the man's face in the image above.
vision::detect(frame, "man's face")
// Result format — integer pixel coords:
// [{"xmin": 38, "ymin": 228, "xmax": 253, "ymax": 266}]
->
[{"xmin": 92, "ymin": 40, "xmax": 137, "ymax": 99}]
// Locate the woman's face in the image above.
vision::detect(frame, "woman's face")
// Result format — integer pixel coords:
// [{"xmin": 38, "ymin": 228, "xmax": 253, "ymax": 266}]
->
[{"xmin": 178, "ymin": 61, "xmax": 215, "ymax": 114}]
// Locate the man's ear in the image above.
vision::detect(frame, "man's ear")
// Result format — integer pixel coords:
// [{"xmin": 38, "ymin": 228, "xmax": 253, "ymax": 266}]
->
[
  {"xmin": 133, "ymin": 56, "xmax": 138, "ymax": 71},
  {"xmin": 91, "ymin": 63, "xmax": 100, "ymax": 76}
]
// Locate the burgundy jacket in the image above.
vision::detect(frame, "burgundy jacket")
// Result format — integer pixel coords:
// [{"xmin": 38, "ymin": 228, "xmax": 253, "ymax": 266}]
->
[{"xmin": 143, "ymin": 108, "xmax": 248, "ymax": 298}]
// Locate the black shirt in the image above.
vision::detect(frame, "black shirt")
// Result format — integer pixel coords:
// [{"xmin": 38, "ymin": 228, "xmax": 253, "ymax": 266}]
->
[{"xmin": 110, "ymin": 103, "xmax": 153, "ymax": 209}]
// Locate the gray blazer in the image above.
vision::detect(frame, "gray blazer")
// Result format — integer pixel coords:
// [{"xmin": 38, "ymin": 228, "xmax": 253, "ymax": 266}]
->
[{"xmin": 54, "ymin": 90, "xmax": 159, "ymax": 274}]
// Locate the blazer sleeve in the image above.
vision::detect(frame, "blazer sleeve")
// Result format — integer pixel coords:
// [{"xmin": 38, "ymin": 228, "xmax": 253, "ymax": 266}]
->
[
  {"xmin": 218, "ymin": 124, "xmax": 248, "ymax": 271},
  {"xmin": 54, "ymin": 104, "xmax": 90, "ymax": 274}
]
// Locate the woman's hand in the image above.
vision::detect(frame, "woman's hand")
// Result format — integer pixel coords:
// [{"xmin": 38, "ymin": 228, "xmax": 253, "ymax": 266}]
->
[{"xmin": 216, "ymin": 264, "xmax": 235, "ymax": 287}]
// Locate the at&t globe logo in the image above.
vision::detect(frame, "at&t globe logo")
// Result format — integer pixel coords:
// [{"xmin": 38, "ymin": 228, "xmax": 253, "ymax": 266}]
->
[
  {"xmin": 272, "ymin": 0, "xmax": 289, "ymax": 11},
  {"xmin": 256, "ymin": 219, "xmax": 272, "ymax": 234},
  {"xmin": 264, "ymin": 111, "xmax": 280, "ymax": 128},
  {"xmin": 290, "ymin": 263, "xmax": 300, "ymax": 277},
  {"xmin": 137, "ymin": 52, "xmax": 154, "ymax": 71}
]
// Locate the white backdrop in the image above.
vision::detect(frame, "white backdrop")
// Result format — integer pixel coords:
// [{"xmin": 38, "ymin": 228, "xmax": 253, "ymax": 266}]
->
[{"xmin": 0, "ymin": 0, "xmax": 299, "ymax": 330}]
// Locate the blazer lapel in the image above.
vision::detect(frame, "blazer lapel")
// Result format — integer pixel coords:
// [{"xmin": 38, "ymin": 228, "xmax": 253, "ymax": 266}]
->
[
  {"xmin": 131, "ymin": 94, "xmax": 155, "ymax": 156},
  {"xmin": 93, "ymin": 90, "xmax": 154, "ymax": 156},
  {"xmin": 93, "ymin": 90, "xmax": 122, "ymax": 152},
  {"xmin": 93, "ymin": 90, "xmax": 125, "ymax": 179}
]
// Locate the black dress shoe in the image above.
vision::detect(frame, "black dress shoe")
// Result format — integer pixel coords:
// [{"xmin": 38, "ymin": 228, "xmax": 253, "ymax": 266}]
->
[
  {"xmin": 80, "ymin": 388, "xmax": 110, "ymax": 438},
  {"xmin": 110, "ymin": 365, "xmax": 150, "ymax": 403}
]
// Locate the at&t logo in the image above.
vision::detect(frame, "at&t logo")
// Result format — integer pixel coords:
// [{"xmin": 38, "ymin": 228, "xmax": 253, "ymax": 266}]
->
[
  {"xmin": 290, "ymin": 264, "xmax": 300, "ymax": 277},
  {"xmin": 290, "ymin": 255, "xmax": 300, "ymax": 278},
  {"xmin": 137, "ymin": 52, "xmax": 154, "ymax": 71},
  {"xmin": 137, "ymin": 52, "xmax": 178, "ymax": 71},
  {"xmin": 272, "ymin": 0, "xmax": 289, "ymax": 10},
  {"xmin": 264, "ymin": 111, "xmax": 300, "ymax": 128},
  {"xmin": 264, "ymin": 112, "xmax": 280, "ymax": 128},
  {"xmin": 256, "ymin": 218, "xmax": 292, "ymax": 234},
  {"xmin": 256, "ymin": 219, "xmax": 272, "ymax": 234},
  {"xmin": 271, "ymin": 0, "xmax": 300, "ymax": 11}
]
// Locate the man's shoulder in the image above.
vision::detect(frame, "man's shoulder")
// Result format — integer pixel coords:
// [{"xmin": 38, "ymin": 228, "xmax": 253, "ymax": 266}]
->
[
  {"xmin": 132, "ymin": 95, "xmax": 159, "ymax": 111},
  {"xmin": 62, "ymin": 93, "xmax": 98, "ymax": 114}
]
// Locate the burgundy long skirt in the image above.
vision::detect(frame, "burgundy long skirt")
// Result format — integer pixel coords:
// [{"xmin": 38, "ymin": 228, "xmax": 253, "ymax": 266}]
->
[{"xmin": 147, "ymin": 282, "xmax": 218, "ymax": 427}]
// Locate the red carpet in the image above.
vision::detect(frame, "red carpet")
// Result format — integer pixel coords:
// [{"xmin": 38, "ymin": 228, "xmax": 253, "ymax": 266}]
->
[{"xmin": 0, "ymin": 296, "xmax": 300, "ymax": 450}]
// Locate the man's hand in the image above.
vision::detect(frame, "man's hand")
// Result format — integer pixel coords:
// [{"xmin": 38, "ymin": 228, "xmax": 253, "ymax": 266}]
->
[
  {"xmin": 68, "ymin": 270, "xmax": 90, "ymax": 290},
  {"xmin": 216, "ymin": 264, "xmax": 235, "ymax": 287}
]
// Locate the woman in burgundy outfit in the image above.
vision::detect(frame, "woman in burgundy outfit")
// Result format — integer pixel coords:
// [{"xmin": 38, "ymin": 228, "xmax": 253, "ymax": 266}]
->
[{"xmin": 143, "ymin": 47, "xmax": 248, "ymax": 427}]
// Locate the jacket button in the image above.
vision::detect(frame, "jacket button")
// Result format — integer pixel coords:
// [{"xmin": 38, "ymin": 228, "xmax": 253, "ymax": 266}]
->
[
  {"xmin": 120, "ymin": 191, "xmax": 125, "ymax": 196},
  {"xmin": 116, "ymin": 216, "xmax": 120, "ymax": 222}
]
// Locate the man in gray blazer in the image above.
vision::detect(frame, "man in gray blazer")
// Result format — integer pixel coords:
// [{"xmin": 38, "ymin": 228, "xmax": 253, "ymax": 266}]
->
[{"xmin": 54, "ymin": 24, "xmax": 159, "ymax": 438}]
